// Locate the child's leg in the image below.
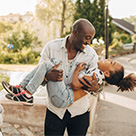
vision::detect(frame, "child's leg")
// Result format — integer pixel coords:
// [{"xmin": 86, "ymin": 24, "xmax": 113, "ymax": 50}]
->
[
  {"xmin": 21, "ymin": 61, "xmax": 74, "ymax": 108},
  {"xmin": 20, "ymin": 61, "xmax": 53, "ymax": 95},
  {"xmin": 47, "ymin": 81, "xmax": 74, "ymax": 108}
]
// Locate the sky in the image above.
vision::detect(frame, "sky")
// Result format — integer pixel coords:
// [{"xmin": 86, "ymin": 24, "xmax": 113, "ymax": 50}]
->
[
  {"xmin": 0, "ymin": 0, "xmax": 136, "ymax": 19},
  {"xmin": 108, "ymin": 0, "xmax": 136, "ymax": 18},
  {"xmin": 0, "ymin": 0, "xmax": 37, "ymax": 15}
]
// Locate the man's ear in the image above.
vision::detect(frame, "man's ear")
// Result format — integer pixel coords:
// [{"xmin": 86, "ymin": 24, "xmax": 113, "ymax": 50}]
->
[
  {"xmin": 72, "ymin": 29, "xmax": 78, "ymax": 35},
  {"xmin": 104, "ymin": 71, "xmax": 110, "ymax": 77}
]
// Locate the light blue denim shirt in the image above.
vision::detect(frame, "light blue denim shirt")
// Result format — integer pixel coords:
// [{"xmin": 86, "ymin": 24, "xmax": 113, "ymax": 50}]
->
[{"xmin": 39, "ymin": 35, "xmax": 99, "ymax": 119}]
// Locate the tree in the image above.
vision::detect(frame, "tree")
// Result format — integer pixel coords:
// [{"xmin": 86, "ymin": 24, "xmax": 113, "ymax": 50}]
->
[
  {"xmin": 73, "ymin": 0, "xmax": 105, "ymax": 39},
  {"xmin": 123, "ymin": 16, "xmax": 136, "ymax": 25},
  {"xmin": 74, "ymin": 0, "xmax": 92, "ymax": 22},
  {"xmin": 36, "ymin": 0, "xmax": 74, "ymax": 37},
  {"xmin": 0, "ymin": 21, "xmax": 13, "ymax": 34},
  {"xmin": 97, "ymin": 0, "xmax": 105, "ymax": 38},
  {"xmin": 73, "ymin": 0, "xmax": 115, "ymax": 44},
  {"xmin": 123, "ymin": 15, "xmax": 136, "ymax": 33},
  {"xmin": 3, "ymin": 24, "xmax": 41, "ymax": 52}
]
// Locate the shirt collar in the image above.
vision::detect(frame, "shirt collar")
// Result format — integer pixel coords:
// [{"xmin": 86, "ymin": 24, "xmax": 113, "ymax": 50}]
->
[
  {"xmin": 60, "ymin": 35, "xmax": 69, "ymax": 49},
  {"xmin": 83, "ymin": 45, "xmax": 89, "ymax": 54},
  {"xmin": 60, "ymin": 35, "xmax": 89, "ymax": 54}
]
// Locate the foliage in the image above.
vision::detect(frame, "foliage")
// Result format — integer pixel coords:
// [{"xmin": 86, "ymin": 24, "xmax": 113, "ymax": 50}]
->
[
  {"xmin": 119, "ymin": 33, "xmax": 132, "ymax": 44},
  {"xmin": 0, "ymin": 46, "xmax": 40, "ymax": 64},
  {"xmin": 74, "ymin": 0, "xmax": 105, "ymax": 39},
  {"xmin": 131, "ymin": 34, "xmax": 136, "ymax": 43},
  {"xmin": 0, "ymin": 20, "xmax": 13, "ymax": 34},
  {"xmin": 0, "ymin": 16, "xmax": 42, "ymax": 64},
  {"xmin": 1, "ymin": 23, "xmax": 42, "ymax": 52},
  {"xmin": 74, "ymin": 0, "xmax": 91, "ymax": 20},
  {"xmin": 108, "ymin": 32, "xmax": 133, "ymax": 57},
  {"xmin": 90, "ymin": 38, "xmax": 105, "ymax": 56},
  {"xmin": 123, "ymin": 16, "xmax": 136, "ymax": 26},
  {"xmin": 111, "ymin": 32, "xmax": 132, "ymax": 46},
  {"xmin": 35, "ymin": 0, "xmax": 74, "ymax": 37},
  {"xmin": 73, "ymin": 0, "xmax": 115, "ymax": 44},
  {"xmin": 109, "ymin": 16, "xmax": 116, "ymax": 44},
  {"xmin": 0, "ymin": 73, "xmax": 10, "ymax": 91}
]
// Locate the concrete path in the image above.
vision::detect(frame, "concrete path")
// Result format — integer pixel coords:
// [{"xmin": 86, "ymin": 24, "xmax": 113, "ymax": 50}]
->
[
  {"xmin": 92, "ymin": 53, "xmax": 136, "ymax": 136},
  {"xmin": 1, "ymin": 121, "xmax": 44, "ymax": 136}
]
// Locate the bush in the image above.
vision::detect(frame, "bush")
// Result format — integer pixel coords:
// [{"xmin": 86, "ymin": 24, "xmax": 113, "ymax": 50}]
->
[
  {"xmin": 1, "ymin": 24, "xmax": 42, "ymax": 52},
  {"xmin": 0, "ymin": 46, "xmax": 40, "ymax": 64},
  {"xmin": 0, "ymin": 73, "xmax": 10, "ymax": 91}
]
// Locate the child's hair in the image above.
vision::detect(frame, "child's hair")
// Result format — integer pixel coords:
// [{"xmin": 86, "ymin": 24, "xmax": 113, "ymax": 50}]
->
[{"xmin": 105, "ymin": 66, "xmax": 136, "ymax": 91}]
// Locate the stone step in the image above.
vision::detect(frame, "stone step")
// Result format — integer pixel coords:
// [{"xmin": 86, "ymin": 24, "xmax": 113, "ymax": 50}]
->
[{"xmin": 0, "ymin": 89, "xmax": 47, "ymax": 127}]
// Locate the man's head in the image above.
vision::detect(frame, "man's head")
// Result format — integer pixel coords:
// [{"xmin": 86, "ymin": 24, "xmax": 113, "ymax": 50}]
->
[{"xmin": 70, "ymin": 18, "xmax": 95, "ymax": 51}]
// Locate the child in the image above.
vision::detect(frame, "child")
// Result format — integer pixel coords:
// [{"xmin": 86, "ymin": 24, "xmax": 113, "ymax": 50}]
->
[
  {"xmin": 2, "ymin": 59, "xmax": 102, "ymax": 107},
  {"xmin": 2, "ymin": 59, "xmax": 136, "ymax": 107}
]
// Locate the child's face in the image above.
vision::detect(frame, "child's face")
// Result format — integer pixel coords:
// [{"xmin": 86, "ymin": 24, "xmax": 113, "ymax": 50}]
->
[{"xmin": 98, "ymin": 59, "xmax": 122, "ymax": 75}]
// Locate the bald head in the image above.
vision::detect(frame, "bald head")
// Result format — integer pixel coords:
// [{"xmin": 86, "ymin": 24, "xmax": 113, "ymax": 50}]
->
[{"xmin": 72, "ymin": 18, "xmax": 95, "ymax": 33}]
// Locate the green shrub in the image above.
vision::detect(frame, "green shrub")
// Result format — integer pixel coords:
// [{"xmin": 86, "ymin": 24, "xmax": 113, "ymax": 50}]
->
[
  {"xmin": 0, "ymin": 73, "xmax": 10, "ymax": 91},
  {"xmin": 0, "ymin": 46, "xmax": 40, "ymax": 64}
]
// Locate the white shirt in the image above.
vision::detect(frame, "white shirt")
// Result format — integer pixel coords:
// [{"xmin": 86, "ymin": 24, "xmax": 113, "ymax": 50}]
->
[{"xmin": 39, "ymin": 35, "xmax": 98, "ymax": 119}]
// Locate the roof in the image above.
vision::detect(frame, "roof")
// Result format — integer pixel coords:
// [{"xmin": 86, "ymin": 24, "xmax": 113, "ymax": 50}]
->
[{"xmin": 112, "ymin": 18, "xmax": 135, "ymax": 35}]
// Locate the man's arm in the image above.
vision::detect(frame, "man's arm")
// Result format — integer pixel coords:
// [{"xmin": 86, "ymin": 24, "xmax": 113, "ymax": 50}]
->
[
  {"xmin": 79, "ymin": 53, "xmax": 100, "ymax": 92},
  {"xmin": 80, "ymin": 73, "xmax": 99, "ymax": 92},
  {"xmin": 39, "ymin": 43, "xmax": 63, "ymax": 82}
]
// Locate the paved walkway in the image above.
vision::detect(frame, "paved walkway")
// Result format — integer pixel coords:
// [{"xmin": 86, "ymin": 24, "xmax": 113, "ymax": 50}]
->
[
  {"xmin": 92, "ymin": 53, "xmax": 136, "ymax": 136},
  {"xmin": 1, "ymin": 122, "xmax": 44, "ymax": 136}
]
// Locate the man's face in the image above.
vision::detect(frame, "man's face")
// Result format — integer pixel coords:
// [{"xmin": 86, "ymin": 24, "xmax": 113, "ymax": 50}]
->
[{"xmin": 73, "ymin": 25, "xmax": 95, "ymax": 51}]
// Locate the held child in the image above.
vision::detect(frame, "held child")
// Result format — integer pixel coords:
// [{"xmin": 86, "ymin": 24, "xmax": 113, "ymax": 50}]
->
[{"xmin": 2, "ymin": 59, "xmax": 136, "ymax": 107}]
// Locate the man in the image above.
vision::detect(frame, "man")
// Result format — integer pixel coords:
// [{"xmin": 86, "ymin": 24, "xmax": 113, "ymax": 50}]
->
[{"xmin": 40, "ymin": 18, "xmax": 99, "ymax": 135}]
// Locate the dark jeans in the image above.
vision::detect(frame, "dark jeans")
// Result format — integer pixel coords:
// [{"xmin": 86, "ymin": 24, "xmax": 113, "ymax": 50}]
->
[{"xmin": 44, "ymin": 108, "xmax": 90, "ymax": 136}]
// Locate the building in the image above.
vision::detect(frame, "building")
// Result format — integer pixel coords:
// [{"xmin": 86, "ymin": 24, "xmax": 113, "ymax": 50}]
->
[{"xmin": 112, "ymin": 18, "xmax": 135, "ymax": 35}]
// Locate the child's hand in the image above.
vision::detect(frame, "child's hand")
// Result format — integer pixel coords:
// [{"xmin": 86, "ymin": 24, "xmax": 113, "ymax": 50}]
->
[{"xmin": 76, "ymin": 63, "xmax": 87, "ymax": 72}]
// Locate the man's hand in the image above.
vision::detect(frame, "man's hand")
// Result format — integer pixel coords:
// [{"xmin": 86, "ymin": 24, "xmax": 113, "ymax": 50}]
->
[
  {"xmin": 46, "ymin": 62, "xmax": 63, "ymax": 81},
  {"xmin": 79, "ymin": 73, "xmax": 99, "ymax": 92}
]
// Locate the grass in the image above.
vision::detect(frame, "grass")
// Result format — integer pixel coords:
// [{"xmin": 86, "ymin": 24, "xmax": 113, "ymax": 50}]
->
[{"xmin": 0, "ymin": 73, "xmax": 10, "ymax": 91}]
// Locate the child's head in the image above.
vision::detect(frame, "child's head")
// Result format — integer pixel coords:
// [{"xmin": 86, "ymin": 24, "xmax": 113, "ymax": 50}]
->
[{"xmin": 98, "ymin": 59, "xmax": 136, "ymax": 91}]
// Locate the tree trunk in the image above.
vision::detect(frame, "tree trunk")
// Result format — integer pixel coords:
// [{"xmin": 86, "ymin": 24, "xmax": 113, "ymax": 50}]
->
[{"xmin": 61, "ymin": 0, "xmax": 66, "ymax": 37}]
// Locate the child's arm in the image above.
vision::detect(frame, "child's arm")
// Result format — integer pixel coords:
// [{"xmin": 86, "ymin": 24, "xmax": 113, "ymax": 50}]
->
[{"xmin": 69, "ymin": 63, "xmax": 92, "ymax": 90}]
